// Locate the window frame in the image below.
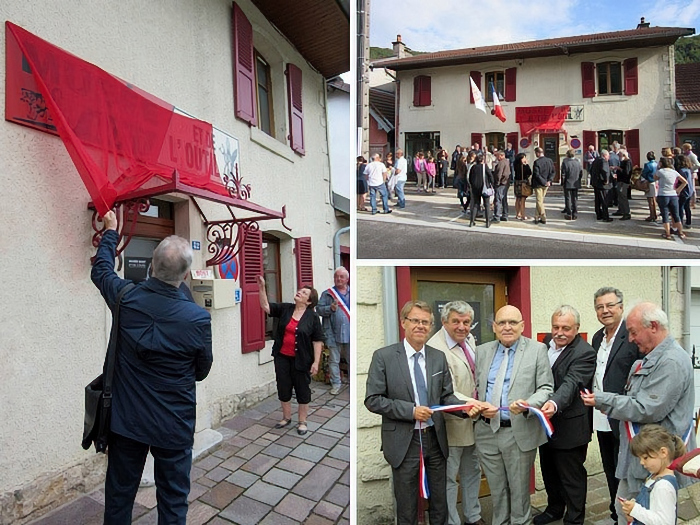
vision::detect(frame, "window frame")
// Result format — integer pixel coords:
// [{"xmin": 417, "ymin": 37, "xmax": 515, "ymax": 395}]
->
[
  {"xmin": 485, "ymin": 71, "xmax": 505, "ymax": 103},
  {"xmin": 255, "ymin": 50, "xmax": 275, "ymax": 137},
  {"xmin": 597, "ymin": 129, "xmax": 624, "ymax": 152},
  {"xmin": 262, "ymin": 233, "xmax": 281, "ymax": 340},
  {"xmin": 597, "ymin": 61, "xmax": 622, "ymax": 96}
]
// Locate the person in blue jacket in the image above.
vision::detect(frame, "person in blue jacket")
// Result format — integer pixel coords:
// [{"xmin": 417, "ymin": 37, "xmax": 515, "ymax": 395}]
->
[{"xmin": 92, "ymin": 210, "xmax": 212, "ymax": 525}]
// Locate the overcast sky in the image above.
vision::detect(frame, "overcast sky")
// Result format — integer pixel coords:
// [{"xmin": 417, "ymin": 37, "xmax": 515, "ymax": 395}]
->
[{"xmin": 369, "ymin": 0, "xmax": 700, "ymax": 52}]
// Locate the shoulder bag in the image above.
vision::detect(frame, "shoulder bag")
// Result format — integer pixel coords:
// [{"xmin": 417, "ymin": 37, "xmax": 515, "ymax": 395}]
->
[
  {"xmin": 82, "ymin": 283, "xmax": 135, "ymax": 453},
  {"xmin": 482, "ymin": 166, "xmax": 494, "ymax": 197}
]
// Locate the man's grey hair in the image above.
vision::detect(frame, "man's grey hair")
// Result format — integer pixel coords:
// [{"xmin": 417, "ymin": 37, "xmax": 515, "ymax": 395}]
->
[
  {"xmin": 601, "ymin": 149, "xmax": 609, "ymax": 157},
  {"xmin": 334, "ymin": 266, "xmax": 349, "ymax": 277},
  {"xmin": 396, "ymin": 149, "xmax": 403, "ymax": 156},
  {"xmin": 552, "ymin": 305, "xmax": 580, "ymax": 325},
  {"xmin": 594, "ymin": 287, "xmax": 623, "ymax": 304},
  {"xmin": 440, "ymin": 301, "xmax": 475, "ymax": 323},
  {"xmin": 152, "ymin": 235, "xmax": 193, "ymax": 285},
  {"xmin": 634, "ymin": 303, "xmax": 670, "ymax": 330}
]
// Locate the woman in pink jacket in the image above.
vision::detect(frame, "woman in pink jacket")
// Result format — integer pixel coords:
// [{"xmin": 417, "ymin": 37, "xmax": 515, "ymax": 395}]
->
[{"xmin": 426, "ymin": 155, "xmax": 437, "ymax": 193}]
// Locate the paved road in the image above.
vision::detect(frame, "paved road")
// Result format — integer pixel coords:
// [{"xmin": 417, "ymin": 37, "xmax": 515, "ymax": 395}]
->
[{"xmin": 358, "ymin": 185, "xmax": 700, "ymax": 259}]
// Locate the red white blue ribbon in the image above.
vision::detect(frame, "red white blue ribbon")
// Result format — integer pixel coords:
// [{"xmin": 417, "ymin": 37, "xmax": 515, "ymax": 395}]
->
[
  {"xmin": 418, "ymin": 422, "xmax": 430, "ymax": 499},
  {"xmin": 499, "ymin": 404, "xmax": 554, "ymax": 438},
  {"xmin": 429, "ymin": 403, "xmax": 475, "ymax": 413},
  {"xmin": 626, "ymin": 421, "xmax": 693, "ymax": 447},
  {"xmin": 327, "ymin": 287, "xmax": 350, "ymax": 319}
]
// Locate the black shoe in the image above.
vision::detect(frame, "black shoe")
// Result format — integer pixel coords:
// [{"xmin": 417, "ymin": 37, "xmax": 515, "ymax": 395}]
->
[
  {"xmin": 603, "ymin": 218, "xmax": 614, "ymax": 222},
  {"xmin": 620, "ymin": 215, "xmax": 631, "ymax": 220},
  {"xmin": 501, "ymin": 217, "xmax": 508, "ymax": 222},
  {"xmin": 561, "ymin": 209, "xmax": 567, "ymax": 213},
  {"xmin": 613, "ymin": 211, "xmax": 623, "ymax": 216},
  {"xmin": 533, "ymin": 511, "xmax": 564, "ymax": 525},
  {"xmin": 492, "ymin": 218, "xmax": 500, "ymax": 223},
  {"xmin": 383, "ymin": 209, "xmax": 392, "ymax": 214}
]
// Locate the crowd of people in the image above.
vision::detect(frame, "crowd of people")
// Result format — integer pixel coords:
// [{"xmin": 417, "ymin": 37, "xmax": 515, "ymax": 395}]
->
[
  {"xmin": 357, "ymin": 141, "xmax": 700, "ymax": 240},
  {"xmin": 365, "ymin": 289, "xmax": 696, "ymax": 525}
]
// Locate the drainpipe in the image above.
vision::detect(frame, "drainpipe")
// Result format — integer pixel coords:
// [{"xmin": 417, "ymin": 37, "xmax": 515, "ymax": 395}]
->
[
  {"xmin": 382, "ymin": 266, "xmax": 399, "ymax": 346},
  {"xmin": 662, "ymin": 266, "xmax": 670, "ymax": 317},
  {"xmin": 383, "ymin": 68, "xmax": 400, "ymax": 151},
  {"xmin": 684, "ymin": 267, "xmax": 692, "ymax": 354},
  {"xmin": 673, "ymin": 100, "xmax": 688, "ymax": 146},
  {"xmin": 333, "ymin": 226, "xmax": 349, "ymax": 269}
]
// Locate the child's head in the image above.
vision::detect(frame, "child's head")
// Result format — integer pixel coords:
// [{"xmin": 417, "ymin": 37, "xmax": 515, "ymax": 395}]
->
[{"xmin": 630, "ymin": 424, "xmax": 686, "ymax": 474}]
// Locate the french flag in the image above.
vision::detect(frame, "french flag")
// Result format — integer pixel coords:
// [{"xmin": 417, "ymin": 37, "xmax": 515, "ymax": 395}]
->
[
  {"xmin": 491, "ymin": 82, "xmax": 507, "ymax": 123},
  {"xmin": 419, "ymin": 444, "xmax": 430, "ymax": 499}
]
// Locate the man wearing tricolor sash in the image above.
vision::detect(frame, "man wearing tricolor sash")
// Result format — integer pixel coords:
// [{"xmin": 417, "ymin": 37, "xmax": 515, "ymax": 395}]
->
[
  {"xmin": 536, "ymin": 306, "xmax": 596, "ymax": 525},
  {"xmin": 582, "ymin": 302, "xmax": 697, "ymax": 525},
  {"xmin": 317, "ymin": 267, "xmax": 350, "ymax": 395}
]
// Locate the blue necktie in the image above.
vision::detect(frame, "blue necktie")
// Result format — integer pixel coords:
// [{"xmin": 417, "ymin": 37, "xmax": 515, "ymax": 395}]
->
[{"xmin": 413, "ymin": 352, "xmax": 433, "ymax": 426}]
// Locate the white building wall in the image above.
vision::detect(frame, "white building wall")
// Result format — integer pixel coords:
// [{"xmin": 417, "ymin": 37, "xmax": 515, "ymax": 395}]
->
[
  {"xmin": 397, "ymin": 46, "xmax": 675, "ymax": 162},
  {"xmin": 328, "ymin": 88, "xmax": 352, "ymax": 209},
  {"xmin": 0, "ymin": 0, "xmax": 339, "ymax": 517}
]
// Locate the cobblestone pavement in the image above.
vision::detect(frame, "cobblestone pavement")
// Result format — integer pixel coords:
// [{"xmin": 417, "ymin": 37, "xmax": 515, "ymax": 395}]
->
[{"xmin": 28, "ymin": 382, "xmax": 349, "ymax": 525}]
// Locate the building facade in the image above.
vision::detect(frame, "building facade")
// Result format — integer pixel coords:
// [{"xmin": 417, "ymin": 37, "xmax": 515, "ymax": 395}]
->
[{"xmin": 0, "ymin": 1, "xmax": 348, "ymax": 522}]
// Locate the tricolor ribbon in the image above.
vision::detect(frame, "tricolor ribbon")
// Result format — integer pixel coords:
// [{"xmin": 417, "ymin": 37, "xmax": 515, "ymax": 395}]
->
[
  {"xmin": 327, "ymin": 287, "xmax": 350, "ymax": 319},
  {"xmin": 499, "ymin": 404, "xmax": 555, "ymax": 438},
  {"xmin": 429, "ymin": 403, "xmax": 475, "ymax": 413},
  {"xmin": 626, "ymin": 420, "xmax": 694, "ymax": 447},
  {"xmin": 418, "ymin": 422, "xmax": 430, "ymax": 499}
]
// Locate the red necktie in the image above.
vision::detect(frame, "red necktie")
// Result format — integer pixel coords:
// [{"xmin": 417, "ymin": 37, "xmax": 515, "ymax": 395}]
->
[{"xmin": 458, "ymin": 341, "xmax": 478, "ymax": 399}]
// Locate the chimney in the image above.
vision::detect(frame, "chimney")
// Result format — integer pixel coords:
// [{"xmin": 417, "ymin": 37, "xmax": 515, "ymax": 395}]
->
[
  {"xmin": 393, "ymin": 34, "xmax": 408, "ymax": 59},
  {"xmin": 637, "ymin": 17, "xmax": 650, "ymax": 29}
]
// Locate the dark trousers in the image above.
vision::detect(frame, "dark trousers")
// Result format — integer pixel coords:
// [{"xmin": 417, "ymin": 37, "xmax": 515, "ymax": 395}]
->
[
  {"xmin": 539, "ymin": 443, "xmax": 588, "ymax": 525},
  {"xmin": 495, "ymin": 183, "xmax": 510, "ymax": 219},
  {"xmin": 594, "ymin": 188, "xmax": 610, "ymax": 220},
  {"xmin": 392, "ymin": 427, "xmax": 448, "ymax": 525},
  {"xmin": 105, "ymin": 432, "xmax": 192, "ymax": 525},
  {"xmin": 679, "ymin": 193, "xmax": 692, "ymax": 225},
  {"xmin": 564, "ymin": 189, "xmax": 578, "ymax": 216},
  {"xmin": 470, "ymin": 194, "xmax": 490, "ymax": 226},
  {"xmin": 457, "ymin": 179, "xmax": 469, "ymax": 211},
  {"xmin": 598, "ymin": 431, "xmax": 620, "ymax": 520}
]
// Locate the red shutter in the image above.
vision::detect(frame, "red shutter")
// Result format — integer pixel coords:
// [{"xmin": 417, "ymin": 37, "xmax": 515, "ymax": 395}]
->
[
  {"xmin": 232, "ymin": 2, "xmax": 257, "ymax": 126},
  {"xmin": 583, "ymin": 130, "xmax": 597, "ymax": 152},
  {"xmin": 469, "ymin": 71, "xmax": 481, "ymax": 104},
  {"xmin": 413, "ymin": 76, "xmax": 431, "ymax": 106},
  {"xmin": 241, "ymin": 229, "xmax": 265, "ymax": 353},
  {"xmin": 581, "ymin": 62, "xmax": 596, "ymax": 98},
  {"xmin": 505, "ymin": 67, "xmax": 517, "ymax": 102},
  {"xmin": 295, "ymin": 237, "xmax": 314, "ymax": 288},
  {"xmin": 471, "ymin": 133, "xmax": 483, "ymax": 149},
  {"xmin": 507, "ymin": 132, "xmax": 519, "ymax": 153},
  {"xmin": 413, "ymin": 76, "xmax": 421, "ymax": 106},
  {"xmin": 286, "ymin": 63, "xmax": 305, "ymax": 155},
  {"xmin": 625, "ymin": 129, "xmax": 640, "ymax": 167},
  {"xmin": 624, "ymin": 58, "xmax": 638, "ymax": 96}
]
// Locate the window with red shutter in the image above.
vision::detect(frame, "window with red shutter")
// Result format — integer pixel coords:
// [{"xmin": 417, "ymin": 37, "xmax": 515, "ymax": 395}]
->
[
  {"xmin": 232, "ymin": 2, "xmax": 257, "ymax": 126},
  {"xmin": 241, "ymin": 228, "xmax": 265, "ymax": 353},
  {"xmin": 507, "ymin": 132, "xmax": 519, "ymax": 153},
  {"xmin": 625, "ymin": 129, "xmax": 640, "ymax": 167},
  {"xmin": 413, "ymin": 75, "xmax": 431, "ymax": 107},
  {"xmin": 286, "ymin": 63, "xmax": 305, "ymax": 155},
  {"xmin": 294, "ymin": 237, "xmax": 314, "ymax": 288},
  {"xmin": 505, "ymin": 68, "xmax": 517, "ymax": 102},
  {"xmin": 471, "ymin": 133, "xmax": 483, "ymax": 149},
  {"xmin": 583, "ymin": 130, "xmax": 597, "ymax": 153},
  {"xmin": 624, "ymin": 58, "xmax": 638, "ymax": 96},
  {"xmin": 469, "ymin": 71, "xmax": 481, "ymax": 104},
  {"xmin": 581, "ymin": 62, "xmax": 596, "ymax": 98}
]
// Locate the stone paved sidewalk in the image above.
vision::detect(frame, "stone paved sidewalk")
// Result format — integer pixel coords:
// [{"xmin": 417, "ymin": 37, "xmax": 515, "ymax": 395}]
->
[{"xmin": 28, "ymin": 381, "xmax": 350, "ymax": 525}]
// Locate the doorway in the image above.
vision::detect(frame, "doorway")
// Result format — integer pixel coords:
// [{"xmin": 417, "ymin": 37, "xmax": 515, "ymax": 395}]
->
[
  {"xmin": 405, "ymin": 131, "xmax": 441, "ymax": 178},
  {"xmin": 540, "ymin": 134, "xmax": 560, "ymax": 182}
]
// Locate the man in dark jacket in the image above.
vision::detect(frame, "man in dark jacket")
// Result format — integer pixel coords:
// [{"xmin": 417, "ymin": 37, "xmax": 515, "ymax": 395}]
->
[
  {"xmin": 561, "ymin": 149, "xmax": 583, "ymax": 220},
  {"xmin": 532, "ymin": 147, "xmax": 555, "ymax": 224},
  {"xmin": 590, "ymin": 150, "xmax": 613, "ymax": 222},
  {"xmin": 493, "ymin": 150, "xmax": 512, "ymax": 223},
  {"xmin": 537, "ymin": 306, "xmax": 596, "ymax": 525},
  {"xmin": 92, "ymin": 210, "xmax": 213, "ymax": 525}
]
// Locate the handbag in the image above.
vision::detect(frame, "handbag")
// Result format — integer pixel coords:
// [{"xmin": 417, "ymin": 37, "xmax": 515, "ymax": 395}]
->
[
  {"xmin": 82, "ymin": 283, "xmax": 135, "ymax": 453},
  {"xmin": 481, "ymin": 167, "xmax": 494, "ymax": 197},
  {"xmin": 521, "ymin": 180, "xmax": 533, "ymax": 197}
]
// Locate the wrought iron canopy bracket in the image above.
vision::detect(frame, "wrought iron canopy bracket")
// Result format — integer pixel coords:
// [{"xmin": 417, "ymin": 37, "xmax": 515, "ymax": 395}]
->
[
  {"xmin": 190, "ymin": 197, "xmax": 290, "ymax": 267},
  {"xmin": 90, "ymin": 198, "xmax": 151, "ymax": 271}
]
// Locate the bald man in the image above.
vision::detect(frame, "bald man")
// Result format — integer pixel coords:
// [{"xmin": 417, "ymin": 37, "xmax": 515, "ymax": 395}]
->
[{"xmin": 474, "ymin": 305, "xmax": 554, "ymax": 525}]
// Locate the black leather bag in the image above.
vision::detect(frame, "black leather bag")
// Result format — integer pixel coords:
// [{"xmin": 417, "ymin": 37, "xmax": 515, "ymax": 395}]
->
[{"xmin": 82, "ymin": 284, "xmax": 135, "ymax": 453}]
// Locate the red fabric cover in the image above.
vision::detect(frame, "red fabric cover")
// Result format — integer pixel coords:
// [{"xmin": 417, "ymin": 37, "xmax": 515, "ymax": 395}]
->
[
  {"xmin": 670, "ymin": 447, "xmax": 700, "ymax": 478},
  {"xmin": 7, "ymin": 21, "xmax": 228, "ymax": 215},
  {"xmin": 515, "ymin": 105, "xmax": 570, "ymax": 137},
  {"xmin": 280, "ymin": 317, "xmax": 299, "ymax": 357}
]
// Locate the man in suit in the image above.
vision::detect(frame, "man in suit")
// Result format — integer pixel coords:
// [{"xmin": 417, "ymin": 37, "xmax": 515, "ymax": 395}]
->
[
  {"xmin": 92, "ymin": 211, "xmax": 213, "ymax": 524},
  {"xmin": 473, "ymin": 305, "xmax": 554, "ymax": 525},
  {"xmin": 560, "ymin": 149, "xmax": 583, "ymax": 220},
  {"xmin": 365, "ymin": 300, "xmax": 473, "ymax": 525},
  {"xmin": 590, "ymin": 150, "xmax": 614, "ymax": 222},
  {"xmin": 493, "ymin": 150, "xmax": 512, "ymax": 223},
  {"xmin": 582, "ymin": 302, "xmax": 697, "ymax": 525},
  {"xmin": 427, "ymin": 301, "xmax": 483, "ymax": 525},
  {"xmin": 532, "ymin": 147, "xmax": 555, "ymax": 224},
  {"xmin": 536, "ymin": 306, "xmax": 596, "ymax": 525},
  {"xmin": 590, "ymin": 287, "xmax": 641, "ymax": 523}
]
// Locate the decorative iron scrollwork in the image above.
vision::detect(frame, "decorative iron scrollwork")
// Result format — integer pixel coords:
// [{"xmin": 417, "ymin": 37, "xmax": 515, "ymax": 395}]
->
[
  {"xmin": 90, "ymin": 198, "xmax": 151, "ymax": 270},
  {"xmin": 205, "ymin": 220, "xmax": 259, "ymax": 267},
  {"xmin": 221, "ymin": 164, "xmax": 251, "ymax": 201}
]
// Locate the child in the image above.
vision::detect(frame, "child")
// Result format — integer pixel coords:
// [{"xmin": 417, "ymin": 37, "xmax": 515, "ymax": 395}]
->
[
  {"xmin": 426, "ymin": 155, "xmax": 436, "ymax": 193},
  {"xmin": 620, "ymin": 424, "xmax": 685, "ymax": 525}
]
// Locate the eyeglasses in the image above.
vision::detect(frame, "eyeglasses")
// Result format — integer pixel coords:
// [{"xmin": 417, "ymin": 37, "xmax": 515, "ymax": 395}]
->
[
  {"xmin": 404, "ymin": 317, "xmax": 432, "ymax": 327},
  {"xmin": 495, "ymin": 319, "xmax": 523, "ymax": 327},
  {"xmin": 595, "ymin": 301, "xmax": 622, "ymax": 312}
]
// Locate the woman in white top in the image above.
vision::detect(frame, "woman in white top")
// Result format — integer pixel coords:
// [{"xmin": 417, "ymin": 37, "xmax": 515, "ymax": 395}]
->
[{"xmin": 654, "ymin": 156, "xmax": 687, "ymax": 239}]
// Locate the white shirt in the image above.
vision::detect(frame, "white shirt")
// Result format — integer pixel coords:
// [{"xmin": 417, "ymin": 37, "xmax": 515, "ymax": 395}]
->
[
  {"xmin": 593, "ymin": 321, "xmax": 622, "ymax": 432},
  {"xmin": 445, "ymin": 330, "xmax": 475, "ymax": 362},
  {"xmin": 404, "ymin": 339, "xmax": 429, "ymax": 429},
  {"xmin": 629, "ymin": 477, "xmax": 677, "ymax": 525},
  {"xmin": 547, "ymin": 339, "xmax": 566, "ymax": 367},
  {"xmin": 364, "ymin": 161, "xmax": 387, "ymax": 187},
  {"xmin": 395, "ymin": 157, "xmax": 408, "ymax": 182}
]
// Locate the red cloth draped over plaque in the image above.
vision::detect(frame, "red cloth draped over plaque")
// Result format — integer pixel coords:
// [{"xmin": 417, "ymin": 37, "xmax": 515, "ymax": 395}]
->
[
  {"xmin": 515, "ymin": 105, "xmax": 570, "ymax": 138},
  {"xmin": 6, "ymin": 22, "xmax": 228, "ymax": 215}
]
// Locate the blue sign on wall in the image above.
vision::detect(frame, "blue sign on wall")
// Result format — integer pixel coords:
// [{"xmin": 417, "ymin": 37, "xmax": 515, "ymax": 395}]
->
[{"xmin": 192, "ymin": 241, "xmax": 201, "ymax": 250}]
